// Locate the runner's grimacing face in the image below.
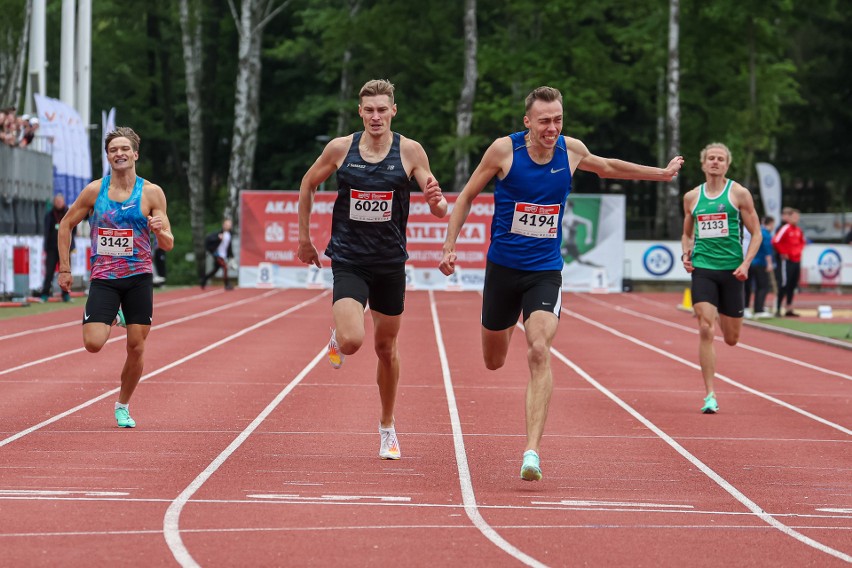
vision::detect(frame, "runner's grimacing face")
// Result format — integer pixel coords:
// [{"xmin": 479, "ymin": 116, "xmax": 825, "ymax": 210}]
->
[
  {"xmin": 359, "ymin": 95, "xmax": 397, "ymax": 137},
  {"xmin": 524, "ymin": 100, "xmax": 563, "ymax": 150}
]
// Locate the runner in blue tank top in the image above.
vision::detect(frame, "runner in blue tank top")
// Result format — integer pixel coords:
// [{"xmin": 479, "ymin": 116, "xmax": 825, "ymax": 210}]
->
[
  {"xmin": 297, "ymin": 79, "xmax": 447, "ymax": 460},
  {"xmin": 58, "ymin": 127, "xmax": 174, "ymax": 429},
  {"xmin": 440, "ymin": 86, "xmax": 684, "ymax": 481}
]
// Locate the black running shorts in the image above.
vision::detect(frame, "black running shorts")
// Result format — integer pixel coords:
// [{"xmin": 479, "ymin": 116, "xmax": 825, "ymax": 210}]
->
[
  {"xmin": 691, "ymin": 267, "xmax": 745, "ymax": 318},
  {"xmin": 481, "ymin": 260, "xmax": 563, "ymax": 331},
  {"xmin": 331, "ymin": 261, "xmax": 406, "ymax": 316},
  {"xmin": 84, "ymin": 273, "xmax": 154, "ymax": 325}
]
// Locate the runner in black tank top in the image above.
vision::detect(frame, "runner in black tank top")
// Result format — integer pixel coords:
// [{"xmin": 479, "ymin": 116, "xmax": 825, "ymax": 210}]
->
[
  {"xmin": 326, "ymin": 131, "xmax": 413, "ymax": 265},
  {"xmin": 297, "ymin": 79, "xmax": 448, "ymax": 461}
]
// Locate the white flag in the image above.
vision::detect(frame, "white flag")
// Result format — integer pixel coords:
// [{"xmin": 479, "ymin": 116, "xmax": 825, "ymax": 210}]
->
[
  {"xmin": 755, "ymin": 162, "xmax": 782, "ymax": 230},
  {"xmin": 101, "ymin": 107, "xmax": 116, "ymax": 177}
]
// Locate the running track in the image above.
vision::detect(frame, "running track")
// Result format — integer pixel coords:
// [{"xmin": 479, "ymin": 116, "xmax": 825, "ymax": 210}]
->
[{"xmin": 0, "ymin": 287, "xmax": 849, "ymax": 567}]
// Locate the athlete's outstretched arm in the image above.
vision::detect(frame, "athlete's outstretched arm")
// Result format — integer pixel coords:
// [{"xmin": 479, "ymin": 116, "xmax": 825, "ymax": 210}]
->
[{"xmin": 566, "ymin": 137, "xmax": 683, "ymax": 181}]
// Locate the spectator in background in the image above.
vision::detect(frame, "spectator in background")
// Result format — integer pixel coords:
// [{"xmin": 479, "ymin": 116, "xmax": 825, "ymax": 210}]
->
[
  {"xmin": 1, "ymin": 107, "xmax": 18, "ymax": 146},
  {"xmin": 772, "ymin": 207, "xmax": 806, "ymax": 317},
  {"xmin": 19, "ymin": 116, "xmax": 39, "ymax": 147},
  {"xmin": 744, "ymin": 216, "xmax": 775, "ymax": 319},
  {"xmin": 201, "ymin": 218, "xmax": 234, "ymax": 290},
  {"xmin": 41, "ymin": 193, "xmax": 77, "ymax": 302}
]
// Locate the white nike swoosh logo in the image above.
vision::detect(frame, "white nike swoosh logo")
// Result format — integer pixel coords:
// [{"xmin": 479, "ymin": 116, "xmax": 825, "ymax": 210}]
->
[
  {"xmin": 121, "ymin": 203, "xmax": 135, "ymax": 210},
  {"xmin": 550, "ymin": 167, "xmax": 566, "ymax": 174},
  {"xmin": 84, "ymin": 313, "xmax": 91, "ymax": 320}
]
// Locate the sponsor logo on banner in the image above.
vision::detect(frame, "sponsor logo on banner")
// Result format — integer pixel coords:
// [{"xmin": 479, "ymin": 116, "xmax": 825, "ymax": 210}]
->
[
  {"xmin": 643, "ymin": 245, "xmax": 675, "ymax": 276},
  {"xmin": 817, "ymin": 249, "xmax": 842, "ymax": 280}
]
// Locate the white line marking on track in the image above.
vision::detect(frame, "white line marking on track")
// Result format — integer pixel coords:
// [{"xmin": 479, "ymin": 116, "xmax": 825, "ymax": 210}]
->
[
  {"xmin": 574, "ymin": 294, "xmax": 852, "ymax": 382},
  {"xmin": 247, "ymin": 494, "xmax": 411, "ymax": 502},
  {"xmin": 547, "ymin": 339, "xmax": 852, "ymax": 563},
  {"xmin": 565, "ymin": 308, "xmax": 852, "ymax": 436},
  {"xmin": 163, "ymin": 341, "xmax": 329, "ymax": 567},
  {"xmin": 0, "ymin": 289, "xmax": 225, "ymax": 342},
  {"xmin": 0, "ymin": 489, "xmax": 129, "ymax": 497},
  {"xmin": 0, "ymin": 289, "xmax": 280, "ymax": 377},
  {"xmin": 3, "ymin": 522, "xmax": 851, "ymax": 540},
  {"xmin": 428, "ymin": 290, "xmax": 548, "ymax": 568},
  {"xmin": 532, "ymin": 499, "xmax": 694, "ymax": 509},
  {"xmin": 0, "ymin": 291, "xmax": 326, "ymax": 449}
]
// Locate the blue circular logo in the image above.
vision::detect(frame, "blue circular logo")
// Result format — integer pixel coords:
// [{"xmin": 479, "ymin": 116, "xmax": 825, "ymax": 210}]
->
[
  {"xmin": 643, "ymin": 245, "xmax": 675, "ymax": 276},
  {"xmin": 817, "ymin": 249, "xmax": 842, "ymax": 279}
]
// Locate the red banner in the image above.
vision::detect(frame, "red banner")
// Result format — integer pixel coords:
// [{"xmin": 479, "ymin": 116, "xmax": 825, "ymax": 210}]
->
[{"xmin": 239, "ymin": 190, "xmax": 493, "ymax": 269}]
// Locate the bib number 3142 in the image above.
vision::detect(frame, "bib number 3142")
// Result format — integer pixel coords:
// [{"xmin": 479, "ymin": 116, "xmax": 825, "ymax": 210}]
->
[
  {"xmin": 510, "ymin": 202, "xmax": 560, "ymax": 238},
  {"xmin": 350, "ymin": 190, "xmax": 393, "ymax": 222},
  {"xmin": 97, "ymin": 228, "xmax": 134, "ymax": 256}
]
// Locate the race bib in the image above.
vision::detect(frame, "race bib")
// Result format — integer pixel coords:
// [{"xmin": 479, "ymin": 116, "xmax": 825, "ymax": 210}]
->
[
  {"xmin": 697, "ymin": 213, "xmax": 729, "ymax": 238},
  {"xmin": 96, "ymin": 228, "xmax": 133, "ymax": 256},
  {"xmin": 510, "ymin": 202, "xmax": 560, "ymax": 239},
  {"xmin": 349, "ymin": 190, "xmax": 393, "ymax": 223}
]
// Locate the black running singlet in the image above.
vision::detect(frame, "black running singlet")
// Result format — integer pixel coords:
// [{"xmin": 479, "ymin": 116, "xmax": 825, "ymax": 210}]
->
[{"xmin": 325, "ymin": 132, "xmax": 415, "ymax": 264}]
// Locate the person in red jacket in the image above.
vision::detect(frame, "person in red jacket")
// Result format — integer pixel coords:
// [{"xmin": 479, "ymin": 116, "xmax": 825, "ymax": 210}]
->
[{"xmin": 771, "ymin": 207, "xmax": 806, "ymax": 317}]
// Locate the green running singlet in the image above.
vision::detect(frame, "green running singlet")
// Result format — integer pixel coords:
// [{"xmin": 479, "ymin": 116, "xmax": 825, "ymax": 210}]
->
[{"xmin": 690, "ymin": 179, "xmax": 743, "ymax": 271}]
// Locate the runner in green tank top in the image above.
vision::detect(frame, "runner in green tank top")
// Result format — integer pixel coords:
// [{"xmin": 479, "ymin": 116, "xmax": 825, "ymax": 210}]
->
[
  {"xmin": 691, "ymin": 179, "xmax": 743, "ymax": 270},
  {"xmin": 681, "ymin": 143, "xmax": 761, "ymax": 414}
]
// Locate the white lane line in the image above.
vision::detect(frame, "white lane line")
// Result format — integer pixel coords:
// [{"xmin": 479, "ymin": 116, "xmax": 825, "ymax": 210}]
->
[
  {"xmin": 565, "ymin": 308, "xmax": 852, "ymax": 436},
  {"xmin": 574, "ymin": 294, "xmax": 852, "ymax": 382},
  {"xmin": 0, "ymin": 289, "xmax": 225, "ymax": 342},
  {"xmin": 532, "ymin": 499, "xmax": 693, "ymax": 509},
  {"xmin": 163, "ymin": 346, "xmax": 327, "ymax": 568},
  {"xmin": 548, "ymin": 343, "xmax": 852, "ymax": 563},
  {"xmin": 428, "ymin": 290, "xmax": 547, "ymax": 568},
  {"xmin": 1, "ymin": 494, "xmax": 851, "ymax": 521},
  {"xmin": 4, "ymin": 523, "xmax": 852, "ymax": 540},
  {"xmin": 0, "ymin": 291, "xmax": 327, "ymax": 449},
  {"xmin": 0, "ymin": 290, "xmax": 280, "ymax": 377}
]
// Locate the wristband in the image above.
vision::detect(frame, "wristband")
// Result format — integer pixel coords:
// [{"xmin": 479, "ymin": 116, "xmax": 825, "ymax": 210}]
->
[
  {"xmin": 59, "ymin": 270, "xmax": 71, "ymax": 273},
  {"xmin": 681, "ymin": 253, "xmax": 690, "ymax": 261}
]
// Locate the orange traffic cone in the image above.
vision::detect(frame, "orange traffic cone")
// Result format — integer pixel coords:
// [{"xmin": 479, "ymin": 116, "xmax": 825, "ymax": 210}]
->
[{"xmin": 677, "ymin": 287, "xmax": 693, "ymax": 312}]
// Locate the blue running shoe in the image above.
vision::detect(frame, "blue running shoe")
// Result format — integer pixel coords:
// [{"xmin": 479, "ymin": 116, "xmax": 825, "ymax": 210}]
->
[
  {"xmin": 701, "ymin": 393, "xmax": 719, "ymax": 414},
  {"xmin": 520, "ymin": 450, "xmax": 542, "ymax": 481},
  {"xmin": 115, "ymin": 407, "xmax": 136, "ymax": 428}
]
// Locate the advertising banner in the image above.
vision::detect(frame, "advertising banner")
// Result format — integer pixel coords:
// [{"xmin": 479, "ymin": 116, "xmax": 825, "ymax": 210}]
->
[
  {"xmin": 238, "ymin": 191, "xmax": 624, "ymax": 292},
  {"xmin": 33, "ymin": 94, "xmax": 92, "ymax": 204}
]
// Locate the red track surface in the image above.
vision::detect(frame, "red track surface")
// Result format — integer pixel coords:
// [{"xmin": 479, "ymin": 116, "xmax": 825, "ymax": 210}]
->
[{"xmin": 0, "ymin": 287, "xmax": 849, "ymax": 567}]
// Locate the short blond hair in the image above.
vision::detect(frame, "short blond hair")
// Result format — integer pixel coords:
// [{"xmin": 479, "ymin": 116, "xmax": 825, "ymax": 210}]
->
[
  {"xmin": 359, "ymin": 79, "xmax": 395, "ymax": 104},
  {"xmin": 105, "ymin": 127, "xmax": 141, "ymax": 152},
  {"xmin": 700, "ymin": 142, "xmax": 732, "ymax": 164}
]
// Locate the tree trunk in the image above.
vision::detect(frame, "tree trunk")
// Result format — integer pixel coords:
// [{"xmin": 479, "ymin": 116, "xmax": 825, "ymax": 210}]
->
[
  {"xmin": 655, "ymin": 70, "xmax": 666, "ymax": 239},
  {"xmin": 453, "ymin": 0, "xmax": 478, "ymax": 192},
  {"xmin": 225, "ymin": 0, "xmax": 290, "ymax": 221},
  {"xmin": 664, "ymin": 0, "xmax": 682, "ymax": 239},
  {"xmin": 0, "ymin": 0, "xmax": 31, "ymax": 108},
  {"xmin": 743, "ymin": 17, "xmax": 757, "ymax": 190},
  {"xmin": 179, "ymin": 0, "xmax": 208, "ymax": 280},
  {"xmin": 335, "ymin": 0, "xmax": 361, "ymax": 138}
]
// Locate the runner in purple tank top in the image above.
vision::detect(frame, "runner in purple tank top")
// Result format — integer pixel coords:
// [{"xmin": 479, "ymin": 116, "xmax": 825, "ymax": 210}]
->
[{"xmin": 58, "ymin": 127, "xmax": 174, "ymax": 429}]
